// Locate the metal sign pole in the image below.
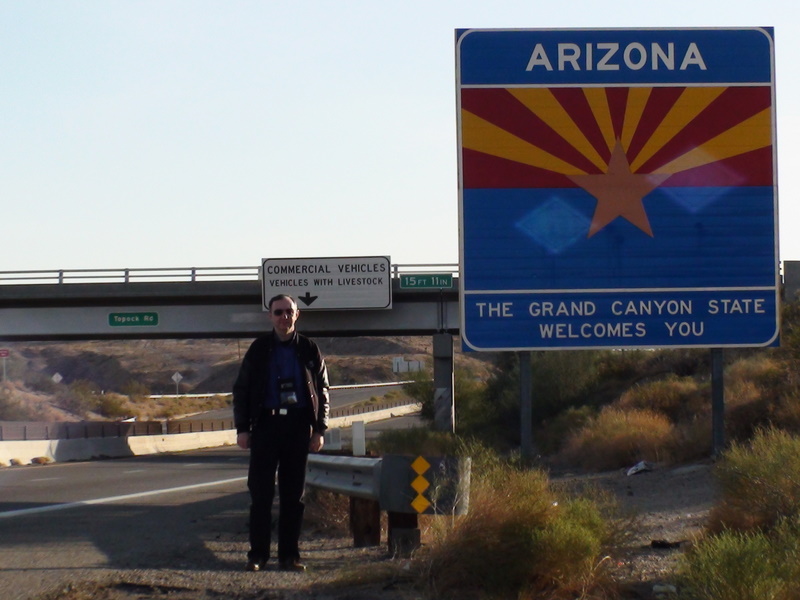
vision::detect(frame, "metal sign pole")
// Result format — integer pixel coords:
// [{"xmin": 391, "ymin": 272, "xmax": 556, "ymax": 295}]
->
[
  {"xmin": 711, "ymin": 348, "xmax": 725, "ymax": 456},
  {"xmin": 519, "ymin": 351, "xmax": 533, "ymax": 460}
]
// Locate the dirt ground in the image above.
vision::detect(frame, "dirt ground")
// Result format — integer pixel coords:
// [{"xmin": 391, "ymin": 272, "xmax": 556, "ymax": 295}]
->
[
  {"xmin": 553, "ymin": 459, "xmax": 717, "ymax": 598},
  {"xmin": 24, "ymin": 460, "xmax": 716, "ymax": 600}
]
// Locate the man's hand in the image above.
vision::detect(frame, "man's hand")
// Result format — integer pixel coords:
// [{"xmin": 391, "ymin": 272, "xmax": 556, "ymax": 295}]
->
[
  {"xmin": 237, "ymin": 432, "xmax": 251, "ymax": 450},
  {"xmin": 309, "ymin": 431, "xmax": 324, "ymax": 453}
]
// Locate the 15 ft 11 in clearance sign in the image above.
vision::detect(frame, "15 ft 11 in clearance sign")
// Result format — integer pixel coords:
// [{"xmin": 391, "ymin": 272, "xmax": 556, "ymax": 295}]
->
[{"xmin": 456, "ymin": 28, "xmax": 779, "ymax": 351}]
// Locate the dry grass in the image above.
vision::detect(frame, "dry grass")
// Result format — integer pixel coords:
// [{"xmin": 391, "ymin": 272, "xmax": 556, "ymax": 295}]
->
[
  {"xmin": 555, "ymin": 407, "xmax": 675, "ymax": 471},
  {"xmin": 677, "ymin": 520, "xmax": 800, "ymax": 600},
  {"xmin": 676, "ymin": 429, "xmax": 800, "ymax": 599},
  {"xmin": 304, "ymin": 489, "xmax": 354, "ymax": 536},
  {"xmin": 723, "ymin": 355, "xmax": 800, "ymax": 442},
  {"xmin": 615, "ymin": 375, "xmax": 708, "ymax": 423},
  {"xmin": 708, "ymin": 428, "xmax": 800, "ymax": 534},
  {"xmin": 417, "ymin": 463, "xmax": 621, "ymax": 600}
]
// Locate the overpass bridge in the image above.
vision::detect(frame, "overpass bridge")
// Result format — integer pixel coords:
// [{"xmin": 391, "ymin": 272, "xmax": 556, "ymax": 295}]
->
[
  {"xmin": 4, "ymin": 260, "xmax": 800, "ymax": 343},
  {"xmin": 0, "ymin": 264, "xmax": 460, "ymax": 341}
]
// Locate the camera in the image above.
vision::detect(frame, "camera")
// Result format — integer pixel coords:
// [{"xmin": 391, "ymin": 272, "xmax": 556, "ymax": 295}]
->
[{"xmin": 279, "ymin": 378, "xmax": 298, "ymax": 406}]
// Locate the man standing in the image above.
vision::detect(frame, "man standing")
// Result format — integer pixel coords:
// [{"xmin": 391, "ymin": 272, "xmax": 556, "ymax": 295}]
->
[{"xmin": 233, "ymin": 294, "xmax": 330, "ymax": 572}]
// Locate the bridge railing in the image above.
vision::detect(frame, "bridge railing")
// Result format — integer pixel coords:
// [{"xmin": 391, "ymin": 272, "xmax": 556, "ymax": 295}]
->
[{"xmin": 0, "ymin": 263, "xmax": 459, "ymax": 286}]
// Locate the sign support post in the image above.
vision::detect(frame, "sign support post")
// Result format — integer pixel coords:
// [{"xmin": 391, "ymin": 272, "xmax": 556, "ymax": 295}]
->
[
  {"xmin": 711, "ymin": 349, "xmax": 725, "ymax": 455},
  {"xmin": 519, "ymin": 351, "xmax": 533, "ymax": 461}
]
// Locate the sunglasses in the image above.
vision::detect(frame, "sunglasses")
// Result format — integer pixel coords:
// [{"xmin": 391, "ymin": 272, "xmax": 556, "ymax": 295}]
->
[{"xmin": 272, "ymin": 308, "xmax": 296, "ymax": 317}]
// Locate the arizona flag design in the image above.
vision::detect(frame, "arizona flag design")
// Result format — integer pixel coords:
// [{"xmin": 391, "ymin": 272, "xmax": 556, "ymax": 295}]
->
[{"xmin": 457, "ymin": 28, "xmax": 779, "ymax": 351}]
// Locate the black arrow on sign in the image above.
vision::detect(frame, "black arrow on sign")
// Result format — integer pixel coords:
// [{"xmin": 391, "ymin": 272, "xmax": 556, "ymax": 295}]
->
[{"xmin": 298, "ymin": 292, "xmax": 318, "ymax": 306}]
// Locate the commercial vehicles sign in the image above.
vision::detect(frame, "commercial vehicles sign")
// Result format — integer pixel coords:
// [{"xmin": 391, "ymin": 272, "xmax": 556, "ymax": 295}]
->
[
  {"xmin": 261, "ymin": 256, "xmax": 392, "ymax": 310},
  {"xmin": 456, "ymin": 28, "xmax": 779, "ymax": 351}
]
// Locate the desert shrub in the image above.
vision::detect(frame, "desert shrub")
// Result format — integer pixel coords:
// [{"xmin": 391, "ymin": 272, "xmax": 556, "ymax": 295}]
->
[
  {"xmin": 528, "ymin": 350, "xmax": 604, "ymax": 420},
  {"xmin": 121, "ymin": 379, "xmax": 150, "ymax": 399},
  {"xmin": 723, "ymin": 355, "xmax": 800, "ymax": 442},
  {"xmin": 0, "ymin": 383, "xmax": 37, "ymax": 420},
  {"xmin": 367, "ymin": 427, "xmax": 460, "ymax": 457},
  {"xmin": 670, "ymin": 415, "xmax": 714, "ymax": 463},
  {"xmin": 556, "ymin": 407, "xmax": 675, "ymax": 471},
  {"xmin": 420, "ymin": 461, "xmax": 620, "ymax": 599},
  {"xmin": 616, "ymin": 375, "xmax": 707, "ymax": 423},
  {"xmin": 447, "ymin": 369, "xmax": 489, "ymax": 434},
  {"xmin": 404, "ymin": 371, "xmax": 435, "ymax": 419},
  {"xmin": 595, "ymin": 349, "xmax": 649, "ymax": 381},
  {"xmin": 55, "ymin": 379, "xmax": 101, "ymax": 416},
  {"xmin": 23, "ymin": 371, "xmax": 60, "ymax": 394},
  {"xmin": 771, "ymin": 390, "xmax": 800, "ymax": 433},
  {"xmin": 304, "ymin": 489, "xmax": 352, "ymax": 535},
  {"xmin": 94, "ymin": 393, "xmax": 135, "ymax": 419},
  {"xmin": 677, "ymin": 516, "xmax": 800, "ymax": 600},
  {"xmin": 708, "ymin": 428, "xmax": 800, "ymax": 534},
  {"xmin": 405, "ymin": 368, "xmax": 490, "ymax": 442},
  {"xmin": 653, "ymin": 347, "xmax": 710, "ymax": 377},
  {"xmin": 727, "ymin": 355, "xmax": 786, "ymax": 391},
  {"xmin": 778, "ymin": 302, "xmax": 800, "ymax": 362},
  {"xmin": 536, "ymin": 405, "xmax": 597, "ymax": 456}
]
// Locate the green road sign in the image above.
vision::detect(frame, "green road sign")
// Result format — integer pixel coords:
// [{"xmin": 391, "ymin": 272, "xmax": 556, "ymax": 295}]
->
[
  {"xmin": 108, "ymin": 312, "xmax": 159, "ymax": 327},
  {"xmin": 399, "ymin": 273, "xmax": 453, "ymax": 289}
]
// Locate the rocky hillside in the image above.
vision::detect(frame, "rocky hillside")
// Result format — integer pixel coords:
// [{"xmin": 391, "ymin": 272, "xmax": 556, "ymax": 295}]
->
[{"xmin": 0, "ymin": 336, "xmax": 493, "ymax": 421}]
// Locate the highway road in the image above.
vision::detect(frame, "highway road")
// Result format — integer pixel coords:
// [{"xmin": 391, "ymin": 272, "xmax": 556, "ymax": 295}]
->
[
  {"xmin": 0, "ymin": 399, "xmax": 425, "ymax": 599},
  {"xmin": 0, "ymin": 447, "xmax": 252, "ymax": 600},
  {"xmin": 0, "ymin": 447, "xmax": 249, "ymax": 517}
]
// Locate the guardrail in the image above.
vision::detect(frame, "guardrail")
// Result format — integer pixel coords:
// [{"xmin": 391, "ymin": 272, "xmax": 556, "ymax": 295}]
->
[
  {"xmin": 306, "ymin": 453, "xmax": 470, "ymax": 553},
  {"xmin": 0, "ymin": 263, "xmax": 459, "ymax": 285},
  {"xmin": 307, "ymin": 454, "xmax": 383, "ymax": 501}
]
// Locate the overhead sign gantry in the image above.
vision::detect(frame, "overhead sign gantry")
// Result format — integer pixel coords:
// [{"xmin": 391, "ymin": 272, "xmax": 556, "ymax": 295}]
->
[{"xmin": 456, "ymin": 27, "xmax": 779, "ymax": 351}]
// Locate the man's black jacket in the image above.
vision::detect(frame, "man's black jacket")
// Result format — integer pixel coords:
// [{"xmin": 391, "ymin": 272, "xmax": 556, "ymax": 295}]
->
[{"xmin": 232, "ymin": 332, "xmax": 330, "ymax": 435}]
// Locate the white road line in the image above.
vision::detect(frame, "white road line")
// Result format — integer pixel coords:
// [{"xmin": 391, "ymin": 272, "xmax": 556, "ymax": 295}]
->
[
  {"xmin": 29, "ymin": 477, "xmax": 61, "ymax": 482},
  {"xmin": 0, "ymin": 476, "xmax": 247, "ymax": 520}
]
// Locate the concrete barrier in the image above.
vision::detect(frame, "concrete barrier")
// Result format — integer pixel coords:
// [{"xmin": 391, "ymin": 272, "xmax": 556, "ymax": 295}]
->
[
  {"xmin": 0, "ymin": 404, "xmax": 422, "ymax": 466},
  {"xmin": 0, "ymin": 430, "xmax": 237, "ymax": 466},
  {"xmin": 328, "ymin": 402, "xmax": 421, "ymax": 428}
]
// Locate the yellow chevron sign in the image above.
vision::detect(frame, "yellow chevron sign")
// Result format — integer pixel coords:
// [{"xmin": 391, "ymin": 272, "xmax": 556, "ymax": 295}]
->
[{"xmin": 410, "ymin": 456, "xmax": 432, "ymax": 514}]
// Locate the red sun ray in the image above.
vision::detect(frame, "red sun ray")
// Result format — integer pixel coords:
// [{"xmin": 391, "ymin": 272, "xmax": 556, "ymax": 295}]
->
[
  {"xmin": 461, "ymin": 88, "xmax": 601, "ymax": 174},
  {"xmin": 637, "ymin": 87, "xmax": 773, "ymax": 173}
]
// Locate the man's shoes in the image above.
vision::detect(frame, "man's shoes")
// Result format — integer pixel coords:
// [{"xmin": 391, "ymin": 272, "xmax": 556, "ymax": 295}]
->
[
  {"xmin": 279, "ymin": 559, "xmax": 307, "ymax": 572},
  {"xmin": 246, "ymin": 558, "xmax": 266, "ymax": 572}
]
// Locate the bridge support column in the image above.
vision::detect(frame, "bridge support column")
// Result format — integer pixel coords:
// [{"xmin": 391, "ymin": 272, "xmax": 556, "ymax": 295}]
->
[{"xmin": 432, "ymin": 333, "xmax": 454, "ymax": 433}]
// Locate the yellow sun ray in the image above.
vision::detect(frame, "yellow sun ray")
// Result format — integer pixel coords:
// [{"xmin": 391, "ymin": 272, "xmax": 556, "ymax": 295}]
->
[
  {"xmin": 461, "ymin": 109, "xmax": 587, "ymax": 175},
  {"xmin": 620, "ymin": 87, "xmax": 652, "ymax": 152},
  {"xmin": 507, "ymin": 88, "xmax": 607, "ymax": 171},
  {"xmin": 629, "ymin": 87, "xmax": 727, "ymax": 172},
  {"xmin": 583, "ymin": 88, "xmax": 616, "ymax": 153},
  {"xmin": 653, "ymin": 108, "xmax": 772, "ymax": 174}
]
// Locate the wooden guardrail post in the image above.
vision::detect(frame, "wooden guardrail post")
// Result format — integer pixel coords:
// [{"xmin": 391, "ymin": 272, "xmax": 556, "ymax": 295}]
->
[{"xmin": 349, "ymin": 497, "xmax": 381, "ymax": 547}]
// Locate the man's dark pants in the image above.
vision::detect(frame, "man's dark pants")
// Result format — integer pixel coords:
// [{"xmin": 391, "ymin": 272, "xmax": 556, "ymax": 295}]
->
[{"xmin": 247, "ymin": 411, "xmax": 310, "ymax": 564}]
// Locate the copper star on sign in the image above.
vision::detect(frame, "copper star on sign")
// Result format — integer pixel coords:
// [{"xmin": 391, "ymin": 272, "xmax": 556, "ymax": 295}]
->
[{"xmin": 569, "ymin": 141, "xmax": 670, "ymax": 238}]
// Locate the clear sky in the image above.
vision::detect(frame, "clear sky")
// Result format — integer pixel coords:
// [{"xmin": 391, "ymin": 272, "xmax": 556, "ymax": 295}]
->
[{"xmin": 1, "ymin": 1, "xmax": 797, "ymax": 273}]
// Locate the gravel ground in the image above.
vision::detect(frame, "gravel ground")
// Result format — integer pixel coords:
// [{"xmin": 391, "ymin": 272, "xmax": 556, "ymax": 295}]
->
[
  {"xmin": 553, "ymin": 459, "xmax": 717, "ymax": 598},
  {"xmin": 17, "ymin": 461, "xmax": 716, "ymax": 600}
]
